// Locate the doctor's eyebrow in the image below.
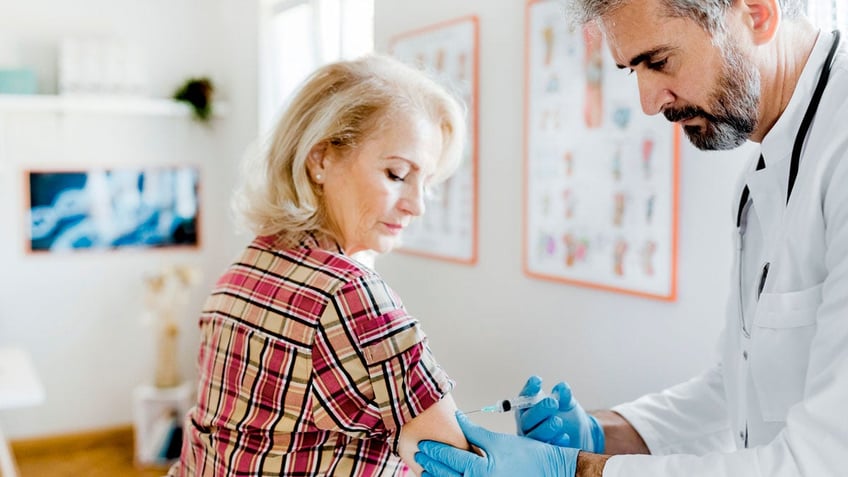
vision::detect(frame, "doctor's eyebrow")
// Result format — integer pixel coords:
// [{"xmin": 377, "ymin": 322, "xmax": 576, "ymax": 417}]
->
[{"xmin": 616, "ymin": 46, "xmax": 675, "ymax": 69}]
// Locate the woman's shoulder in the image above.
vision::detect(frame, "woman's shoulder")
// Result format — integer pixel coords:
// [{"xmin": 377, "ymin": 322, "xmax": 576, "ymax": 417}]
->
[
  {"xmin": 248, "ymin": 233, "xmax": 383, "ymax": 293},
  {"xmin": 303, "ymin": 246, "xmax": 377, "ymax": 281}
]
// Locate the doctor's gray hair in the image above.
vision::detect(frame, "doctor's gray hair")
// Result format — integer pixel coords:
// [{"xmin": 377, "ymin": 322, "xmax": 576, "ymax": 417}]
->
[{"xmin": 563, "ymin": 0, "xmax": 806, "ymax": 35}]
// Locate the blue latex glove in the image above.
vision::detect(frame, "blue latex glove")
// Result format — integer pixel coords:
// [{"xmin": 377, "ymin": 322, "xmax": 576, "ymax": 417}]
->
[
  {"xmin": 516, "ymin": 376, "xmax": 605, "ymax": 453},
  {"xmin": 416, "ymin": 411, "xmax": 578, "ymax": 477}
]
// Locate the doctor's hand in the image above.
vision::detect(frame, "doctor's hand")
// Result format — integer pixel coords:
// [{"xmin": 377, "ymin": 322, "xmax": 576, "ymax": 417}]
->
[
  {"xmin": 516, "ymin": 376, "xmax": 605, "ymax": 453},
  {"xmin": 415, "ymin": 411, "xmax": 578, "ymax": 477}
]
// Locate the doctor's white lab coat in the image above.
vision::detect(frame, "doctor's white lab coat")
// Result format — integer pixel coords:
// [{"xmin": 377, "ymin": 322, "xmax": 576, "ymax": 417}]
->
[{"xmin": 605, "ymin": 31, "xmax": 848, "ymax": 477}]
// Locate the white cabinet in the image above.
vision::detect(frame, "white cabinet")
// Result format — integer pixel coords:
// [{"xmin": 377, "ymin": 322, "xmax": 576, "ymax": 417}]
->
[
  {"xmin": 0, "ymin": 347, "xmax": 46, "ymax": 477},
  {"xmin": 131, "ymin": 382, "xmax": 194, "ymax": 468}
]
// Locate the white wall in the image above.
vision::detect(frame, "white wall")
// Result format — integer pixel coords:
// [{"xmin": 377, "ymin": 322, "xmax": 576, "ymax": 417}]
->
[
  {"xmin": 0, "ymin": 0, "xmax": 759, "ymax": 443},
  {"xmin": 374, "ymin": 0, "xmax": 756, "ymax": 432},
  {"xmin": 0, "ymin": 0, "xmax": 258, "ymax": 438}
]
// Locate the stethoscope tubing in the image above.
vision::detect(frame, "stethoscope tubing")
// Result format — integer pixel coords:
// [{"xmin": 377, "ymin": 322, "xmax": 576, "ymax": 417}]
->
[{"xmin": 735, "ymin": 30, "xmax": 841, "ymax": 340}]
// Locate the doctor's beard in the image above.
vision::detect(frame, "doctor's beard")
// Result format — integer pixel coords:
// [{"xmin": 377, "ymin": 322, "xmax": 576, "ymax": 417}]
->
[{"xmin": 664, "ymin": 40, "xmax": 760, "ymax": 151}]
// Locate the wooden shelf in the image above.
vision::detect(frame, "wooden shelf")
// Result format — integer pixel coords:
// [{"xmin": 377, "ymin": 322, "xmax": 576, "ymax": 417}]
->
[{"xmin": 0, "ymin": 94, "xmax": 227, "ymax": 118}]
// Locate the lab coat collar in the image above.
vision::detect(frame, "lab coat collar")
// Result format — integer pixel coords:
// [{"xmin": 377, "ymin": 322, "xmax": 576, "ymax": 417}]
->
[
  {"xmin": 745, "ymin": 158, "xmax": 784, "ymax": 238},
  {"xmin": 746, "ymin": 29, "xmax": 832, "ymax": 237},
  {"xmin": 759, "ymin": 29, "xmax": 831, "ymax": 170}
]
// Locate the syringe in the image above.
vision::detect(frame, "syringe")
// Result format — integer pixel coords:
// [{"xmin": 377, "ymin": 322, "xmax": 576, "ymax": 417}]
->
[{"xmin": 465, "ymin": 393, "xmax": 551, "ymax": 414}]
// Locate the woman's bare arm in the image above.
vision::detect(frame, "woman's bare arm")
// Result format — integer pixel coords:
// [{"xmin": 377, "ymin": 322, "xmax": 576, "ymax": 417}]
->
[{"xmin": 397, "ymin": 394, "xmax": 471, "ymax": 476}]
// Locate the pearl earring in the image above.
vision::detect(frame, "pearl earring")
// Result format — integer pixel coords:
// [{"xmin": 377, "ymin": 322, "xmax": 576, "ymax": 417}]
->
[{"xmin": 315, "ymin": 173, "xmax": 323, "ymax": 181}]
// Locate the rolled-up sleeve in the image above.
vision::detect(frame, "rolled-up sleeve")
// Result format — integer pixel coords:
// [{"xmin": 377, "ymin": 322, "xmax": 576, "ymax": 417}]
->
[
  {"xmin": 311, "ymin": 273, "xmax": 454, "ymax": 452},
  {"xmin": 612, "ymin": 365, "xmax": 733, "ymax": 456}
]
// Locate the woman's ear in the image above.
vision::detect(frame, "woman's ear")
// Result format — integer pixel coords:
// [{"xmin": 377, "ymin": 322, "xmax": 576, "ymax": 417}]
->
[{"xmin": 306, "ymin": 142, "xmax": 328, "ymax": 184}]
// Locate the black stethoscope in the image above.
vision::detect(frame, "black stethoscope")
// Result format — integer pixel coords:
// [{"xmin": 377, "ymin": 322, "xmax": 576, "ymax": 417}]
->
[{"xmin": 735, "ymin": 30, "xmax": 840, "ymax": 340}]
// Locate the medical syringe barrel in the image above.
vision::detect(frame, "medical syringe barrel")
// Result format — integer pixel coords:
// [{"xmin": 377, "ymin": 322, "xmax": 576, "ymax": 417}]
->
[{"xmin": 484, "ymin": 394, "xmax": 548, "ymax": 413}]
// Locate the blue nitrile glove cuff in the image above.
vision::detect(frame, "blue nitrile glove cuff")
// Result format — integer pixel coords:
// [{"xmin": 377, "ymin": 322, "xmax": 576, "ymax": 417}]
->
[
  {"xmin": 588, "ymin": 414, "xmax": 605, "ymax": 454},
  {"xmin": 553, "ymin": 445, "xmax": 581, "ymax": 477}
]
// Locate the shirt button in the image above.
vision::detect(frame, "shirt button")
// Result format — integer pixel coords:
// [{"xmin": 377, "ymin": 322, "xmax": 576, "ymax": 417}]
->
[
  {"xmin": 743, "ymin": 350, "xmax": 748, "ymax": 360},
  {"xmin": 739, "ymin": 430, "xmax": 745, "ymax": 440}
]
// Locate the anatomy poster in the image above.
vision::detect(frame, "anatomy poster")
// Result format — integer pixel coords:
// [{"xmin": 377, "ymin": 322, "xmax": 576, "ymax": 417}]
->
[
  {"xmin": 389, "ymin": 16, "xmax": 479, "ymax": 265},
  {"xmin": 524, "ymin": 0, "xmax": 679, "ymax": 300}
]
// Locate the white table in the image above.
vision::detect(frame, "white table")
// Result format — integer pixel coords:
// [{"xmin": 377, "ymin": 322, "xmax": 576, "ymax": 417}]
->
[{"xmin": 0, "ymin": 347, "xmax": 46, "ymax": 477}]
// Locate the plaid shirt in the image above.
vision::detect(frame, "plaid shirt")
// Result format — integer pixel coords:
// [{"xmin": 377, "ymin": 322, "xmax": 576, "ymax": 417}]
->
[{"xmin": 168, "ymin": 233, "xmax": 454, "ymax": 476}]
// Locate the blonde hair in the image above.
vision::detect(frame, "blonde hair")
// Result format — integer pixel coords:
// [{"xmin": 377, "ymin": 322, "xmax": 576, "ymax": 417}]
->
[{"xmin": 232, "ymin": 54, "xmax": 467, "ymax": 245}]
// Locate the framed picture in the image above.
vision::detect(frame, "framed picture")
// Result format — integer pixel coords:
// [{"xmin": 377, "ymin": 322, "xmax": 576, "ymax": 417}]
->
[
  {"xmin": 523, "ymin": 0, "xmax": 680, "ymax": 300},
  {"xmin": 389, "ymin": 15, "xmax": 479, "ymax": 265},
  {"xmin": 25, "ymin": 166, "xmax": 200, "ymax": 253}
]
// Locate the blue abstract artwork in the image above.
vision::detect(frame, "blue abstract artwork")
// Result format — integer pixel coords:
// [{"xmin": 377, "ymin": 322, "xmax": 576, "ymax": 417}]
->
[{"xmin": 27, "ymin": 167, "xmax": 200, "ymax": 252}]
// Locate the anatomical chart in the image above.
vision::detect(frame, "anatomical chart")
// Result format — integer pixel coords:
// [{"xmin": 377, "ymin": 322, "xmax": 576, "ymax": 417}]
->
[
  {"xmin": 524, "ymin": 0, "xmax": 679, "ymax": 299},
  {"xmin": 389, "ymin": 16, "xmax": 479, "ymax": 265}
]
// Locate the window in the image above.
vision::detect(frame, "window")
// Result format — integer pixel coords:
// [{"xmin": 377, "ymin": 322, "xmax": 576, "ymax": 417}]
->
[
  {"xmin": 808, "ymin": 0, "xmax": 848, "ymax": 31},
  {"xmin": 258, "ymin": 0, "xmax": 374, "ymax": 132}
]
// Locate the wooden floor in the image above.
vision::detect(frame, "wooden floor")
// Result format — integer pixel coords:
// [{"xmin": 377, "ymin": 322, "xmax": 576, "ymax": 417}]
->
[{"xmin": 10, "ymin": 426, "xmax": 170, "ymax": 477}]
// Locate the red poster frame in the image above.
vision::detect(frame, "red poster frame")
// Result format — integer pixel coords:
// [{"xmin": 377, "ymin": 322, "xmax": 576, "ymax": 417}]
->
[
  {"xmin": 522, "ymin": 0, "xmax": 679, "ymax": 301},
  {"xmin": 388, "ymin": 15, "xmax": 480, "ymax": 266}
]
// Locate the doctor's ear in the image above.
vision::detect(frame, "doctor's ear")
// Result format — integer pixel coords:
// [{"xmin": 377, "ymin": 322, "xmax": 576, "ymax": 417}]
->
[{"xmin": 742, "ymin": 0, "xmax": 780, "ymax": 45}]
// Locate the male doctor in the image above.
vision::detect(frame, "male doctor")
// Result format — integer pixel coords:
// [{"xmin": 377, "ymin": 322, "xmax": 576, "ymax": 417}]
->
[{"xmin": 415, "ymin": 0, "xmax": 848, "ymax": 475}]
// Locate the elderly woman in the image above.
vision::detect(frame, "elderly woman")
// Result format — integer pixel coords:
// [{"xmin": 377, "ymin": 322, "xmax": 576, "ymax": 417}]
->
[{"xmin": 168, "ymin": 54, "xmax": 470, "ymax": 476}]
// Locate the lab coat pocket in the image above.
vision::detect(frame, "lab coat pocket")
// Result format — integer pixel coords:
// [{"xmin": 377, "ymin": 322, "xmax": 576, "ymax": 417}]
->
[{"xmin": 750, "ymin": 283, "xmax": 822, "ymax": 422}]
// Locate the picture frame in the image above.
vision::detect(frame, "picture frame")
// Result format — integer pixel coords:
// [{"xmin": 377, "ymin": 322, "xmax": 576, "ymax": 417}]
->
[
  {"xmin": 24, "ymin": 165, "xmax": 200, "ymax": 253},
  {"xmin": 523, "ymin": 0, "xmax": 680, "ymax": 300},
  {"xmin": 389, "ymin": 15, "xmax": 480, "ymax": 265}
]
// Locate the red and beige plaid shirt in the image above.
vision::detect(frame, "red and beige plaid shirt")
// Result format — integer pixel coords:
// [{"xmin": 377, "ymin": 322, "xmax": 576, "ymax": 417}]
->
[{"xmin": 168, "ymin": 233, "xmax": 454, "ymax": 476}]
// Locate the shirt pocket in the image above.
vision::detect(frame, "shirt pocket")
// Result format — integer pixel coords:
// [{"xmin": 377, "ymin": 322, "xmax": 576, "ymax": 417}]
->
[
  {"xmin": 356, "ymin": 309, "xmax": 425, "ymax": 365},
  {"xmin": 750, "ymin": 282, "xmax": 822, "ymax": 422}
]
